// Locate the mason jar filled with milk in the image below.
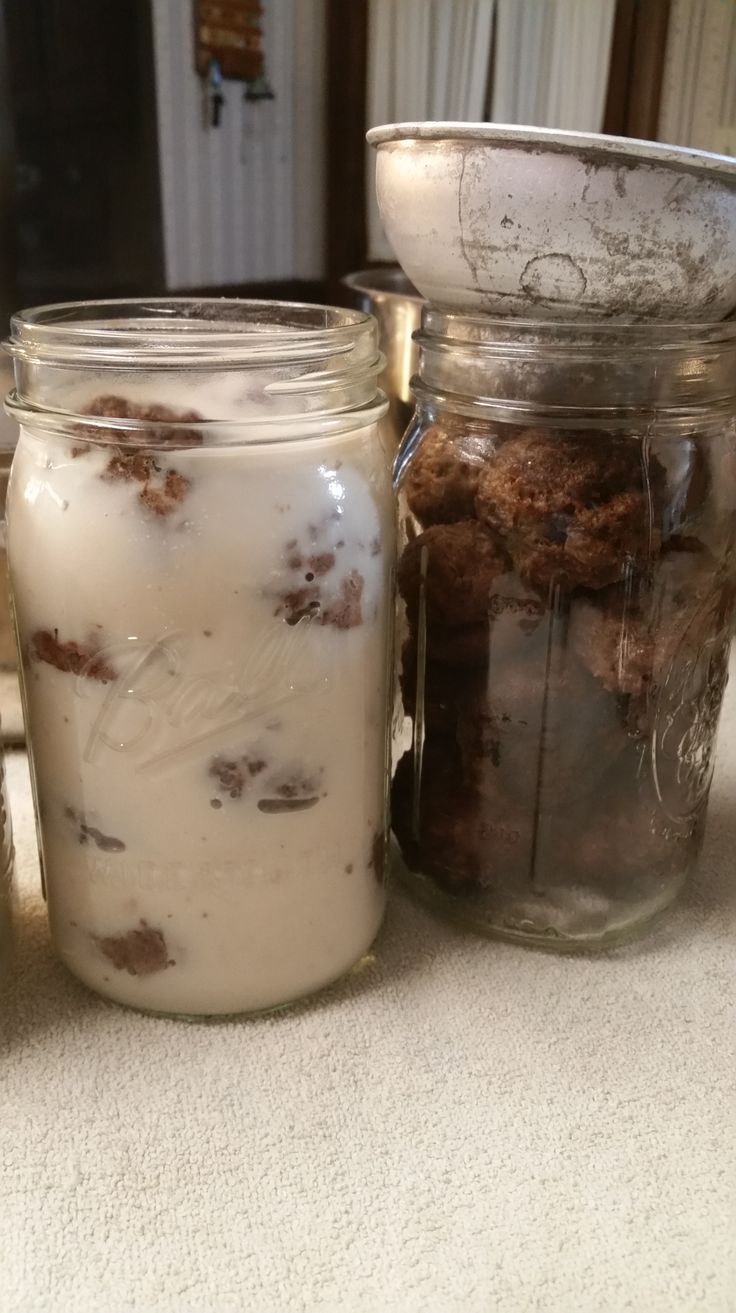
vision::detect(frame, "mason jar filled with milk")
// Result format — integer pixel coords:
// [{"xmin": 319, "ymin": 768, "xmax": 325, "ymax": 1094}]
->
[{"xmin": 3, "ymin": 299, "xmax": 394, "ymax": 1015}]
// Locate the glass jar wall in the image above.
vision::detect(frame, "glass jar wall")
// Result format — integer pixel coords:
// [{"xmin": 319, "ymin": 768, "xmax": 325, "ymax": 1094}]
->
[
  {"xmin": 5, "ymin": 299, "xmax": 394, "ymax": 1014},
  {"xmin": 392, "ymin": 311, "xmax": 736, "ymax": 949},
  {"xmin": 0, "ymin": 732, "xmax": 13, "ymax": 982}
]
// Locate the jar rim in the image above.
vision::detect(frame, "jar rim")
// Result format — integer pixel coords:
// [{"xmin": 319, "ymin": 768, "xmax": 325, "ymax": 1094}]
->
[
  {"xmin": 414, "ymin": 307, "xmax": 736, "ymax": 420},
  {"xmin": 4, "ymin": 297, "xmax": 377, "ymax": 369},
  {"xmin": 419, "ymin": 306, "xmax": 736, "ymax": 350}
]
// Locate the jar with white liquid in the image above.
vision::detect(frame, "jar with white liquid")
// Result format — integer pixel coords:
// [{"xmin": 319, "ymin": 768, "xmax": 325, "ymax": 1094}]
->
[
  {"xmin": 0, "ymin": 730, "xmax": 13, "ymax": 982},
  {"xmin": 4, "ymin": 299, "xmax": 394, "ymax": 1015}
]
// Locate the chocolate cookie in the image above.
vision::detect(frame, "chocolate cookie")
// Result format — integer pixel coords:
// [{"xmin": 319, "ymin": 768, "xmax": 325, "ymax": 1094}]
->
[
  {"xmin": 399, "ymin": 637, "xmax": 490, "ymax": 733},
  {"xmin": 423, "ymin": 622, "xmax": 492, "ymax": 669},
  {"xmin": 475, "ymin": 427, "xmax": 663, "ymax": 589},
  {"xmin": 571, "ymin": 542, "xmax": 724, "ymax": 699},
  {"xmin": 402, "ymin": 421, "xmax": 497, "ymax": 526},
  {"xmin": 391, "ymin": 748, "xmax": 532, "ymax": 890},
  {"xmin": 397, "ymin": 521, "xmax": 508, "ymax": 628},
  {"xmin": 414, "ymin": 572, "xmax": 548, "ymax": 670}
]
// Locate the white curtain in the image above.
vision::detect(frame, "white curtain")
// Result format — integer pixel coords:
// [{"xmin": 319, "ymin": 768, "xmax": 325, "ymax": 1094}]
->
[
  {"xmin": 491, "ymin": 0, "xmax": 616, "ymax": 132},
  {"xmin": 658, "ymin": 0, "xmax": 736, "ymax": 157},
  {"xmin": 366, "ymin": 0, "xmax": 496, "ymax": 261}
]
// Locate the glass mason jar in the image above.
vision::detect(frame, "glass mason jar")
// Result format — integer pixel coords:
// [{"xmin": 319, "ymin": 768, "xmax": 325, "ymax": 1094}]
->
[
  {"xmin": 4, "ymin": 299, "xmax": 394, "ymax": 1015},
  {"xmin": 393, "ymin": 309, "xmax": 736, "ymax": 949},
  {"xmin": 0, "ymin": 727, "xmax": 13, "ymax": 982},
  {"xmin": 0, "ymin": 448, "xmax": 17, "ymax": 669}
]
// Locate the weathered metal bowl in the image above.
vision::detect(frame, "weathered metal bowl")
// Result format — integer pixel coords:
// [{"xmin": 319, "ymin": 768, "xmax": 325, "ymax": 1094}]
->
[
  {"xmin": 342, "ymin": 267, "xmax": 423, "ymax": 445},
  {"xmin": 367, "ymin": 123, "xmax": 736, "ymax": 321}
]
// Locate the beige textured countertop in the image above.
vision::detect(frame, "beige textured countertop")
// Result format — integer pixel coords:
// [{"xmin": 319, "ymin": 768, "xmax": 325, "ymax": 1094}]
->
[{"xmin": 2, "ymin": 670, "xmax": 735, "ymax": 1312}]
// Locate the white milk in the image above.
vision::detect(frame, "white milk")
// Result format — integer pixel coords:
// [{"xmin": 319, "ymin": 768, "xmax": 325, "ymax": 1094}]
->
[{"xmin": 9, "ymin": 394, "xmax": 394, "ymax": 1014}]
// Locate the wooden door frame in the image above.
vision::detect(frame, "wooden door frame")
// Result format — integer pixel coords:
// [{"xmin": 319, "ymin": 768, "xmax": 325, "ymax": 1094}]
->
[
  {"xmin": 603, "ymin": 0, "xmax": 672, "ymax": 140},
  {"xmin": 325, "ymin": 0, "xmax": 369, "ymax": 296}
]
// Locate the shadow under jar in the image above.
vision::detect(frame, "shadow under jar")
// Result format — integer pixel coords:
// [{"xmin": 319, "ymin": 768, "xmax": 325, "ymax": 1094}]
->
[
  {"xmin": 4, "ymin": 299, "xmax": 394, "ymax": 1015},
  {"xmin": 392, "ymin": 309, "xmax": 736, "ymax": 949}
]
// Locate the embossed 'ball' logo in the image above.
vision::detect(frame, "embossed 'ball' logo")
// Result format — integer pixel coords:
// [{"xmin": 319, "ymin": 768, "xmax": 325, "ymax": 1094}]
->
[{"xmin": 653, "ymin": 588, "xmax": 732, "ymax": 826}]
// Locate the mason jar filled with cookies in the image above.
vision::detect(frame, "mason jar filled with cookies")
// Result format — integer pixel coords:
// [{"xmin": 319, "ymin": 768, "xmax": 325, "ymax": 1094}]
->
[{"xmin": 392, "ymin": 310, "xmax": 736, "ymax": 948}]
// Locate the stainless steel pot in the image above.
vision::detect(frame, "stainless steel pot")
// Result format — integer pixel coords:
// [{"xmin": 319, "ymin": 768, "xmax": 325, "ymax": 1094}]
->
[{"xmin": 342, "ymin": 267, "xmax": 423, "ymax": 446}]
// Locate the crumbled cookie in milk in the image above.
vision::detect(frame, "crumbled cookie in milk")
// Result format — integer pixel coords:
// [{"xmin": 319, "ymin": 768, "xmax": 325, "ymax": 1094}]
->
[
  {"xmin": 75, "ymin": 395, "xmax": 200, "ymax": 517},
  {"xmin": 82, "ymin": 394, "xmax": 203, "ymax": 448},
  {"xmin": 65, "ymin": 806, "xmax": 126, "ymax": 853},
  {"xmin": 209, "ymin": 753, "xmax": 268, "ymax": 800},
  {"xmin": 273, "ymin": 517, "xmax": 370, "ymax": 629},
  {"xmin": 95, "ymin": 920, "xmax": 174, "ymax": 976},
  {"xmin": 257, "ymin": 765, "xmax": 324, "ymax": 814},
  {"xmin": 369, "ymin": 829, "xmax": 386, "ymax": 883},
  {"xmin": 139, "ymin": 469, "xmax": 191, "ymax": 518},
  {"xmin": 30, "ymin": 630, "xmax": 115, "ymax": 683},
  {"xmin": 11, "ymin": 383, "xmax": 392, "ymax": 1014},
  {"xmin": 209, "ymin": 754, "xmax": 323, "ymax": 814}
]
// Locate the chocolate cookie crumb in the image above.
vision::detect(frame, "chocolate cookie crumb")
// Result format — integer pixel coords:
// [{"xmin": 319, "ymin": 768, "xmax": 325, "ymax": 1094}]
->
[
  {"xmin": 102, "ymin": 450, "xmax": 158, "ymax": 484},
  {"xmin": 84, "ymin": 394, "xmax": 137, "ymax": 421},
  {"xmin": 30, "ymin": 630, "xmax": 115, "ymax": 683},
  {"xmin": 81, "ymin": 395, "xmax": 203, "ymax": 448},
  {"xmin": 270, "ymin": 766, "xmax": 323, "ymax": 799},
  {"xmin": 369, "ymin": 829, "xmax": 386, "ymax": 883},
  {"xmin": 77, "ymin": 396, "xmax": 200, "ymax": 516},
  {"xmin": 64, "ymin": 806, "xmax": 126, "ymax": 852},
  {"xmin": 287, "ymin": 550, "xmax": 336, "ymax": 578},
  {"xmin": 323, "ymin": 570, "xmax": 364, "ymax": 630},
  {"xmin": 102, "ymin": 445, "xmax": 190, "ymax": 519},
  {"xmin": 277, "ymin": 587, "xmax": 322, "ymax": 626},
  {"xmin": 209, "ymin": 753, "xmax": 268, "ymax": 800},
  {"xmin": 209, "ymin": 758, "xmax": 246, "ymax": 800},
  {"xmin": 139, "ymin": 469, "xmax": 191, "ymax": 518},
  {"xmin": 275, "ymin": 570, "xmax": 364, "ymax": 630},
  {"xmin": 257, "ymin": 797, "xmax": 320, "ymax": 814},
  {"xmin": 95, "ymin": 920, "xmax": 173, "ymax": 976},
  {"xmin": 82, "ymin": 824, "xmax": 125, "ymax": 853}
]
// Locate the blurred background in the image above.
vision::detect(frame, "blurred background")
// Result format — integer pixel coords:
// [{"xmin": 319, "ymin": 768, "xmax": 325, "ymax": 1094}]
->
[
  {"xmin": 1, "ymin": 0, "xmax": 734, "ymax": 462},
  {"xmin": 0, "ymin": 0, "xmax": 734, "ymax": 327}
]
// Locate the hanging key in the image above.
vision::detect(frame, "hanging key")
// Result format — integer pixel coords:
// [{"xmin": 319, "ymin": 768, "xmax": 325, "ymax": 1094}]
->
[{"xmin": 208, "ymin": 58, "xmax": 224, "ymax": 128}]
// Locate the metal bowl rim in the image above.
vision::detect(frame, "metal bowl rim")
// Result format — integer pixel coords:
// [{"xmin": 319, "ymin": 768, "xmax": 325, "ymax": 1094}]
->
[
  {"xmin": 367, "ymin": 122, "xmax": 736, "ymax": 182},
  {"xmin": 342, "ymin": 268, "xmax": 423, "ymax": 302}
]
